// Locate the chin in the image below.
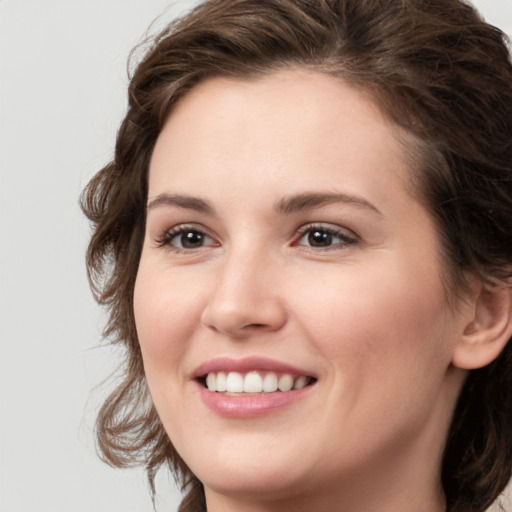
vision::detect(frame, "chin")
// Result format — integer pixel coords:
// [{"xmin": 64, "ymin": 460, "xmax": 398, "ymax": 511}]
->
[
  {"xmin": 177, "ymin": 434, "xmax": 314, "ymax": 499},
  {"xmin": 199, "ymin": 463, "xmax": 313, "ymax": 503}
]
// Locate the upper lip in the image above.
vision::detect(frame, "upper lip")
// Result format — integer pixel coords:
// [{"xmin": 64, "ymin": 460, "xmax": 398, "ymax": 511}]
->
[{"xmin": 193, "ymin": 356, "xmax": 316, "ymax": 379}]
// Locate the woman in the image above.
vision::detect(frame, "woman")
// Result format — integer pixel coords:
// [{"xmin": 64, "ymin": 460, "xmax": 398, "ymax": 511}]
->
[{"xmin": 81, "ymin": 0, "xmax": 512, "ymax": 511}]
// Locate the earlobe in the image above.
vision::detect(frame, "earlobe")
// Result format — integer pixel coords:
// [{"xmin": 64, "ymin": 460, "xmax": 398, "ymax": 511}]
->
[{"xmin": 452, "ymin": 282, "xmax": 512, "ymax": 370}]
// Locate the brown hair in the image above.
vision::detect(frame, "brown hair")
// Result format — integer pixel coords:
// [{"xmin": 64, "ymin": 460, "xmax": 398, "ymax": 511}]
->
[{"xmin": 81, "ymin": 1, "xmax": 512, "ymax": 511}]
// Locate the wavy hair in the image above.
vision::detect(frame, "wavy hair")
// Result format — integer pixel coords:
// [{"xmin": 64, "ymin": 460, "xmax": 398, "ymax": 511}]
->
[{"xmin": 81, "ymin": 1, "xmax": 512, "ymax": 510}]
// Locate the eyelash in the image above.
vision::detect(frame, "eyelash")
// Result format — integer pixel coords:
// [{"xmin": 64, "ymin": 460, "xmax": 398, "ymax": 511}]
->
[{"xmin": 154, "ymin": 223, "xmax": 358, "ymax": 253}]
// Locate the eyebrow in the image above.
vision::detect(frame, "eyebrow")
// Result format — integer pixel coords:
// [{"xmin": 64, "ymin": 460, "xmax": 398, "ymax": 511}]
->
[
  {"xmin": 147, "ymin": 194, "xmax": 215, "ymax": 214},
  {"xmin": 276, "ymin": 192, "xmax": 381, "ymax": 215},
  {"xmin": 146, "ymin": 191, "xmax": 380, "ymax": 216}
]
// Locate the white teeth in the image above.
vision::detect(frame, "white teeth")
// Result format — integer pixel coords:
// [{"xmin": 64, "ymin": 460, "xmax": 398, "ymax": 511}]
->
[
  {"xmin": 226, "ymin": 372, "xmax": 244, "ymax": 393},
  {"xmin": 244, "ymin": 371, "xmax": 263, "ymax": 393},
  {"xmin": 206, "ymin": 373, "xmax": 216, "ymax": 390},
  {"xmin": 278, "ymin": 374, "xmax": 294, "ymax": 392},
  {"xmin": 204, "ymin": 371, "xmax": 312, "ymax": 394},
  {"xmin": 293, "ymin": 375, "xmax": 309, "ymax": 390},
  {"xmin": 262, "ymin": 372, "xmax": 278, "ymax": 392},
  {"xmin": 216, "ymin": 372, "xmax": 227, "ymax": 392}
]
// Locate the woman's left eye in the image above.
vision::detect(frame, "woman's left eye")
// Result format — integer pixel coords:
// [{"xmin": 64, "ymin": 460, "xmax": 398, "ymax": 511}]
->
[{"xmin": 296, "ymin": 225, "xmax": 357, "ymax": 249}]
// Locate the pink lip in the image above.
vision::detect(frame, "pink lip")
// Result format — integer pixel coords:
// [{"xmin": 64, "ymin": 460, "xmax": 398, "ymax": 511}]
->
[
  {"xmin": 192, "ymin": 357, "xmax": 316, "ymax": 419},
  {"xmin": 193, "ymin": 356, "xmax": 315, "ymax": 378},
  {"xmin": 196, "ymin": 382, "xmax": 314, "ymax": 418}
]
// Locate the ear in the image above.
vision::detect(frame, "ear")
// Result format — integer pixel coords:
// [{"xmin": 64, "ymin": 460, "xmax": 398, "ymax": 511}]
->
[{"xmin": 452, "ymin": 280, "xmax": 512, "ymax": 370}]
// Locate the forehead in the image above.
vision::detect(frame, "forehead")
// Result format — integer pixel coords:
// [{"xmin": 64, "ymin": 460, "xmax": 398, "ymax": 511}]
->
[{"xmin": 149, "ymin": 68, "xmax": 416, "ymax": 210}]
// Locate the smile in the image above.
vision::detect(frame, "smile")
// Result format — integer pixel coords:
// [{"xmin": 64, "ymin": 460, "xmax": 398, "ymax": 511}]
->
[
  {"xmin": 194, "ymin": 357, "xmax": 317, "ymax": 417},
  {"xmin": 204, "ymin": 371, "xmax": 313, "ymax": 394}
]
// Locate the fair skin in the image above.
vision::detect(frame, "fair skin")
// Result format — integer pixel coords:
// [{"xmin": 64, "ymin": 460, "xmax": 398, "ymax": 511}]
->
[{"xmin": 134, "ymin": 68, "xmax": 498, "ymax": 512}]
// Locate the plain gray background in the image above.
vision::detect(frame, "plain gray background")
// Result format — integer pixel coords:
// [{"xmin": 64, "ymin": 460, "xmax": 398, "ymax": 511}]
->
[{"xmin": 1, "ymin": 1, "xmax": 511, "ymax": 511}]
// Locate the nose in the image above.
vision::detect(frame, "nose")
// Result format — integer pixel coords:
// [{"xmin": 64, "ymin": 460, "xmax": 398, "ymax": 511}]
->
[{"xmin": 200, "ymin": 249, "xmax": 287, "ymax": 338}]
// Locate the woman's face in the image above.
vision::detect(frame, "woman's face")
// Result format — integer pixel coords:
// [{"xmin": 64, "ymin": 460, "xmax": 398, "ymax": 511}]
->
[{"xmin": 134, "ymin": 69, "xmax": 469, "ymax": 509}]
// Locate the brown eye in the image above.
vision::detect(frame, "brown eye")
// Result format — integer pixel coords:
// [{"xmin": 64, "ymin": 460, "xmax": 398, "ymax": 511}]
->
[
  {"xmin": 307, "ymin": 230, "xmax": 333, "ymax": 247},
  {"xmin": 161, "ymin": 228, "xmax": 217, "ymax": 250},
  {"xmin": 173, "ymin": 230, "xmax": 207, "ymax": 249},
  {"xmin": 297, "ymin": 225, "xmax": 357, "ymax": 249}
]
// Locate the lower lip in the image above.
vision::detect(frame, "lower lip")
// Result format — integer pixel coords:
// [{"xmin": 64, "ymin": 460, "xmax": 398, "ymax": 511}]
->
[{"xmin": 196, "ymin": 382, "xmax": 313, "ymax": 418}]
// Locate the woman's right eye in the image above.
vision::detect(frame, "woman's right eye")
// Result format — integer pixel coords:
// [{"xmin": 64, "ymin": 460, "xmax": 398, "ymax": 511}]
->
[{"xmin": 156, "ymin": 226, "xmax": 217, "ymax": 251}]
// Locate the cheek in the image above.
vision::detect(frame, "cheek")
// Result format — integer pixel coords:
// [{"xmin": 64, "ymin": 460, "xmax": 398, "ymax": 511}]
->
[
  {"xmin": 133, "ymin": 263, "xmax": 209, "ymax": 439},
  {"xmin": 133, "ymin": 263, "xmax": 203, "ymax": 369},
  {"xmin": 300, "ymin": 269, "xmax": 456, "ymax": 445},
  {"xmin": 292, "ymin": 260, "xmax": 453, "ymax": 382}
]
